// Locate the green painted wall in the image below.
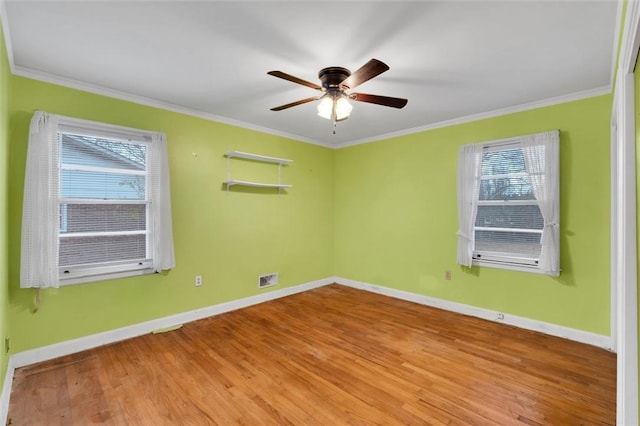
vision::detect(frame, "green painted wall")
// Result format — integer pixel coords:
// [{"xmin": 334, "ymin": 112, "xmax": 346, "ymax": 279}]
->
[
  {"xmin": 0, "ymin": 21, "xmax": 11, "ymax": 386},
  {"xmin": 2, "ymin": 51, "xmax": 613, "ymax": 354},
  {"xmin": 8, "ymin": 76, "xmax": 334, "ymax": 353},
  {"xmin": 335, "ymin": 95, "xmax": 612, "ymax": 335}
]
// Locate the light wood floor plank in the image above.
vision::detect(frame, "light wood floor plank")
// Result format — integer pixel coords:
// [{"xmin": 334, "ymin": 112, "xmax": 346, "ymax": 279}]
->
[{"xmin": 7, "ymin": 284, "xmax": 616, "ymax": 425}]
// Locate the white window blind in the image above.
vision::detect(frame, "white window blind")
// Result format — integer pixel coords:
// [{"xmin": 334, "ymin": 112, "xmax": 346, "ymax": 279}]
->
[
  {"xmin": 474, "ymin": 147, "xmax": 544, "ymax": 264},
  {"xmin": 59, "ymin": 132, "xmax": 151, "ymax": 272},
  {"xmin": 456, "ymin": 130, "xmax": 560, "ymax": 275},
  {"xmin": 21, "ymin": 112, "xmax": 175, "ymax": 288}
]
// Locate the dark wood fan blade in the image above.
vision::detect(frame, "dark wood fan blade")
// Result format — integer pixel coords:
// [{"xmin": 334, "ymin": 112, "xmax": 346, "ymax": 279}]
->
[
  {"xmin": 270, "ymin": 96, "xmax": 320, "ymax": 111},
  {"xmin": 340, "ymin": 59, "xmax": 389, "ymax": 90},
  {"xmin": 267, "ymin": 71, "xmax": 322, "ymax": 90},
  {"xmin": 351, "ymin": 93, "xmax": 408, "ymax": 109}
]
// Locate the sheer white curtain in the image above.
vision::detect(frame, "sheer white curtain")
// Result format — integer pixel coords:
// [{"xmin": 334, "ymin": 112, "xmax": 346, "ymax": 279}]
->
[
  {"xmin": 21, "ymin": 111, "xmax": 60, "ymax": 288},
  {"xmin": 522, "ymin": 130, "xmax": 560, "ymax": 276},
  {"xmin": 456, "ymin": 143, "xmax": 483, "ymax": 266},
  {"xmin": 150, "ymin": 132, "xmax": 175, "ymax": 272}
]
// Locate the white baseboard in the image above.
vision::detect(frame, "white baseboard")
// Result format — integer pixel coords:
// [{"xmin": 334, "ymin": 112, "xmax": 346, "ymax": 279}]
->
[
  {"xmin": 7, "ymin": 276, "xmax": 611, "ymax": 367},
  {"xmin": 10, "ymin": 277, "xmax": 333, "ymax": 369},
  {"xmin": 335, "ymin": 277, "xmax": 612, "ymax": 350}
]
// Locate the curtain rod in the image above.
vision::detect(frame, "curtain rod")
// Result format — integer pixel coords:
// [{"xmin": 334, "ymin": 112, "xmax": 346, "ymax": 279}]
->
[
  {"xmin": 35, "ymin": 110, "xmax": 159, "ymax": 140},
  {"xmin": 480, "ymin": 129, "xmax": 560, "ymax": 149}
]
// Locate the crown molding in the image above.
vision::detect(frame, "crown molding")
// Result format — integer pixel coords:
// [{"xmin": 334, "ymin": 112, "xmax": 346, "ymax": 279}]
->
[
  {"xmin": 0, "ymin": 0, "xmax": 15, "ymax": 73},
  {"xmin": 12, "ymin": 65, "xmax": 329, "ymax": 148},
  {"xmin": 333, "ymin": 85, "xmax": 612, "ymax": 149},
  {"xmin": 11, "ymin": 67, "xmax": 610, "ymax": 152},
  {"xmin": 0, "ymin": 0, "xmax": 618, "ymax": 150}
]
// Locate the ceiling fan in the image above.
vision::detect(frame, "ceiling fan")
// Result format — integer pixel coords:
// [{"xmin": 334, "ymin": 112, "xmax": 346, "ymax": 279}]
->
[{"xmin": 267, "ymin": 59, "xmax": 408, "ymax": 125}]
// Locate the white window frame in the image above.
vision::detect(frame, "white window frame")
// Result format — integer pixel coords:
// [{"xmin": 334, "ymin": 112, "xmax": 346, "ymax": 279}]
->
[
  {"xmin": 457, "ymin": 131, "xmax": 560, "ymax": 275},
  {"xmin": 21, "ymin": 113, "xmax": 175, "ymax": 288},
  {"xmin": 473, "ymin": 142, "xmax": 542, "ymax": 269},
  {"xmin": 57, "ymin": 124, "xmax": 153, "ymax": 284}
]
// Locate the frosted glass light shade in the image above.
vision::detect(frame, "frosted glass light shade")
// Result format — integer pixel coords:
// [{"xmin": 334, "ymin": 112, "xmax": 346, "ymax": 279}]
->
[
  {"xmin": 317, "ymin": 94, "xmax": 353, "ymax": 121},
  {"xmin": 335, "ymin": 97, "xmax": 353, "ymax": 120},
  {"xmin": 317, "ymin": 97, "xmax": 333, "ymax": 119}
]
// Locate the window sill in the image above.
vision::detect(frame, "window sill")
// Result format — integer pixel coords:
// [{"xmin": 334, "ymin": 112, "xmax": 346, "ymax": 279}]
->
[
  {"xmin": 472, "ymin": 258, "xmax": 559, "ymax": 276},
  {"xmin": 59, "ymin": 266, "xmax": 155, "ymax": 286}
]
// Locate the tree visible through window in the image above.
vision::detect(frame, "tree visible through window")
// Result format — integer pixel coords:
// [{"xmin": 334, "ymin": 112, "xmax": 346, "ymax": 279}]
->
[{"xmin": 474, "ymin": 148, "xmax": 545, "ymax": 262}]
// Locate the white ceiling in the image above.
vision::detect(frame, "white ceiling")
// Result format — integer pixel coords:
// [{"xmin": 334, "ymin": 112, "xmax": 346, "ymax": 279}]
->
[{"xmin": 2, "ymin": 1, "xmax": 620, "ymax": 148}]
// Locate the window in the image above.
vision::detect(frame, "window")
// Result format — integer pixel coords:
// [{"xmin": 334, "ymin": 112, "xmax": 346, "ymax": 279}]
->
[
  {"xmin": 21, "ymin": 112, "xmax": 175, "ymax": 288},
  {"xmin": 456, "ymin": 130, "xmax": 560, "ymax": 275}
]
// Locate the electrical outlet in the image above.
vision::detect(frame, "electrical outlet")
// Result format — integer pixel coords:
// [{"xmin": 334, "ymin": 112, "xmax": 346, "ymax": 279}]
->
[
  {"xmin": 258, "ymin": 273, "xmax": 278, "ymax": 288},
  {"xmin": 444, "ymin": 270, "xmax": 452, "ymax": 280},
  {"xmin": 195, "ymin": 275, "xmax": 202, "ymax": 287}
]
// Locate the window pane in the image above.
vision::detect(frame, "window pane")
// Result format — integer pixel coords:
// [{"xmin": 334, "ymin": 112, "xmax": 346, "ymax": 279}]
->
[
  {"xmin": 479, "ymin": 177, "xmax": 535, "ymax": 201},
  {"xmin": 61, "ymin": 133, "xmax": 146, "ymax": 171},
  {"xmin": 479, "ymin": 149, "xmax": 535, "ymax": 200},
  {"xmin": 58, "ymin": 132, "xmax": 150, "ymax": 269},
  {"xmin": 60, "ymin": 204, "xmax": 146, "ymax": 234},
  {"xmin": 61, "ymin": 169, "xmax": 145, "ymax": 200},
  {"xmin": 59, "ymin": 234, "xmax": 146, "ymax": 267},
  {"xmin": 481, "ymin": 148, "xmax": 525, "ymax": 176},
  {"xmin": 474, "ymin": 230, "xmax": 542, "ymax": 259},
  {"xmin": 475, "ymin": 146, "xmax": 543, "ymax": 261},
  {"xmin": 475, "ymin": 205, "xmax": 543, "ymax": 229}
]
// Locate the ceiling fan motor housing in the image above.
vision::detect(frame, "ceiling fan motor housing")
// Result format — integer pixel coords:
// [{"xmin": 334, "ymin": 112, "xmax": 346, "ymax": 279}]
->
[{"xmin": 318, "ymin": 67, "xmax": 351, "ymax": 90}]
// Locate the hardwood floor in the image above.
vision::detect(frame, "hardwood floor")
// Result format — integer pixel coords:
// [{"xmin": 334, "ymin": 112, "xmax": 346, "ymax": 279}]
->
[{"xmin": 7, "ymin": 284, "xmax": 616, "ymax": 425}]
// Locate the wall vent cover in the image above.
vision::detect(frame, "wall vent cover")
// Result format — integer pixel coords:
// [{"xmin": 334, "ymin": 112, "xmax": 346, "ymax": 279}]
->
[{"xmin": 258, "ymin": 273, "xmax": 278, "ymax": 288}]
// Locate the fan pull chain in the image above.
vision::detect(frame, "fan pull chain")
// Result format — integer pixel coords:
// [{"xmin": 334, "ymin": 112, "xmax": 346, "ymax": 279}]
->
[{"xmin": 333, "ymin": 121, "xmax": 337, "ymax": 135}]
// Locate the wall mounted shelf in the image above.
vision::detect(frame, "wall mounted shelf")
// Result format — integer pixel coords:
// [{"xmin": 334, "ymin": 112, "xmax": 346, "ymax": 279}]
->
[
  {"xmin": 224, "ymin": 179, "xmax": 292, "ymax": 189},
  {"xmin": 225, "ymin": 150, "xmax": 293, "ymax": 165},
  {"xmin": 224, "ymin": 150, "xmax": 292, "ymax": 192}
]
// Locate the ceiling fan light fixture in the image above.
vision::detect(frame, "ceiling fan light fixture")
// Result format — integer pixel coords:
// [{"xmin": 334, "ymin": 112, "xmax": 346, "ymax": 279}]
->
[
  {"xmin": 317, "ymin": 93, "xmax": 353, "ymax": 121},
  {"xmin": 335, "ymin": 96, "xmax": 353, "ymax": 121},
  {"xmin": 317, "ymin": 96, "xmax": 333, "ymax": 120}
]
